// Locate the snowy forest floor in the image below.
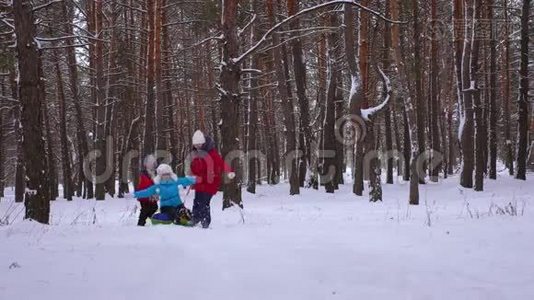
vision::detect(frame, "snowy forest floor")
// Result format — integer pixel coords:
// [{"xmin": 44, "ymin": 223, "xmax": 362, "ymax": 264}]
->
[{"xmin": 1, "ymin": 172, "xmax": 534, "ymax": 300}]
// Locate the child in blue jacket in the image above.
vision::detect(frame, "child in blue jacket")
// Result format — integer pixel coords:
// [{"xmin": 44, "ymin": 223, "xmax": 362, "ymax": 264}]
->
[{"xmin": 134, "ymin": 164, "xmax": 196, "ymax": 222}]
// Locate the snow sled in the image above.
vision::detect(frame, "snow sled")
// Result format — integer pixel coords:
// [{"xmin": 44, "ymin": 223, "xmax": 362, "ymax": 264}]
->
[{"xmin": 150, "ymin": 207, "xmax": 192, "ymax": 226}]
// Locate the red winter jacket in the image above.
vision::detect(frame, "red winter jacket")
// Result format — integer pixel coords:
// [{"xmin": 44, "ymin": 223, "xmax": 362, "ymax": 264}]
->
[
  {"xmin": 190, "ymin": 137, "xmax": 232, "ymax": 195},
  {"xmin": 136, "ymin": 170, "xmax": 155, "ymax": 202}
]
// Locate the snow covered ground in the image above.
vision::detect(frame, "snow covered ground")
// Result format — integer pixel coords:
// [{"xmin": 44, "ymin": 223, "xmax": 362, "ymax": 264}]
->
[{"xmin": 1, "ymin": 173, "xmax": 534, "ymax": 300}]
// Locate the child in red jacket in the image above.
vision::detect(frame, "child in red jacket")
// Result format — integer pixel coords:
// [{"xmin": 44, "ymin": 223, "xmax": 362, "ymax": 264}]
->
[
  {"xmin": 136, "ymin": 155, "xmax": 158, "ymax": 226},
  {"xmin": 189, "ymin": 130, "xmax": 235, "ymax": 228}
]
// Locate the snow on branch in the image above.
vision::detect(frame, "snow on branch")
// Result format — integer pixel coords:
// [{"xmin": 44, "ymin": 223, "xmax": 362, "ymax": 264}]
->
[
  {"xmin": 215, "ymin": 83, "xmax": 229, "ymax": 97},
  {"xmin": 0, "ymin": 17, "xmax": 14, "ymax": 30},
  {"xmin": 361, "ymin": 67, "xmax": 391, "ymax": 121},
  {"xmin": 233, "ymin": 0, "xmax": 406, "ymax": 65},
  {"xmin": 192, "ymin": 33, "xmax": 223, "ymax": 48},
  {"xmin": 238, "ymin": 14, "xmax": 257, "ymax": 37},
  {"xmin": 241, "ymin": 69, "xmax": 262, "ymax": 74},
  {"xmin": 35, "ymin": 35, "xmax": 80, "ymax": 42},
  {"xmin": 33, "ymin": 0, "xmax": 63, "ymax": 11}
]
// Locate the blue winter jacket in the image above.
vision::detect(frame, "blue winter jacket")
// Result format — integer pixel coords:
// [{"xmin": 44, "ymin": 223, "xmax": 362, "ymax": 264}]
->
[{"xmin": 134, "ymin": 176, "xmax": 196, "ymax": 208}]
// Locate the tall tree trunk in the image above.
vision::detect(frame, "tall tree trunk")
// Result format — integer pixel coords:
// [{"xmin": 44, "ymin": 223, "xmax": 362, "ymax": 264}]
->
[
  {"xmin": 402, "ymin": 105, "xmax": 411, "ymax": 181},
  {"xmin": 10, "ymin": 68, "xmax": 25, "ymax": 203},
  {"xmin": 266, "ymin": 0, "xmax": 297, "ymax": 193},
  {"xmin": 323, "ymin": 13, "xmax": 340, "ymax": 193},
  {"xmin": 353, "ymin": 0, "xmax": 370, "ymax": 196},
  {"xmin": 154, "ymin": 0, "xmax": 166, "ymax": 152},
  {"xmin": 384, "ymin": 0, "xmax": 394, "ymax": 184},
  {"xmin": 143, "ymin": 0, "xmax": 156, "ymax": 158},
  {"xmin": 54, "ymin": 49, "xmax": 73, "ymax": 200},
  {"xmin": 391, "ymin": 0, "xmax": 410, "ymax": 182},
  {"xmin": 220, "ymin": 0, "xmax": 243, "ymax": 209},
  {"xmin": 503, "ymin": 0, "xmax": 514, "ymax": 175},
  {"xmin": 103, "ymin": 11, "xmax": 119, "ymax": 198},
  {"xmin": 62, "ymin": 0, "xmax": 92, "ymax": 198},
  {"xmin": 43, "ymin": 92, "xmax": 58, "ymax": 200},
  {"xmin": 472, "ymin": 0, "xmax": 484, "ymax": 191},
  {"xmin": 94, "ymin": 0, "xmax": 107, "ymax": 200},
  {"xmin": 287, "ymin": 0, "xmax": 312, "ymax": 187},
  {"xmin": 412, "ymin": 0, "xmax": 426, "ymax": 184},
  {"xmin": 393, "ymin": 0, "xmax": 420, "ymax": 204},
  {"xmin": 516, "ymin": 0, "xmax": 530, "ymax": 180},
  {"xmin": 0, "ymin": 80, "xmax": 4, "ymax": 198},
  {"xmin": 429, "ymin": 0, "xmax": 442, "ymax": 182},
  {"xmin": 488, "ymin": 0, "xmax": 498, "ymax": 179},
  {"xmin": 162, "ymin": 1, "xmax": 178, "ymax": 171},
  {"xmin": 460, "ymin": 0, "xmax": 475, "ymax": 188},
  {"xmin": 13, "ymin": 0, "xmax": 51, "ymax": 223},
  {"xmin": 246, "ymin": 0, "xmax": 261, "ymax": 194}
]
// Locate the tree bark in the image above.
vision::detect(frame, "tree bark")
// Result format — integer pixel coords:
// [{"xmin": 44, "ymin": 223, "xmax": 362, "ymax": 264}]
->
[
  {"xmin": 220, "ymin": 0, "xmax": 243, "ymax": 209},
  {"xmin": 412, "ymin": 0, "xmax": 426, "ymax": 184},
  {"xmin": 143, "ymin": 0, "xmax": 156, "ymax": 158},
  {"xmin": 384, "ymin": 0, "xmax": 394, "ymax": 184},
  {"xmin": 54, "ymin": 49, "xmax": 73, "ymax": 200},
  {"xmin": 472, "ymin": 0, "xmax": 484, "ymax": 191},
  {"xmin": 269, "ymin": 0, "xmax": 299, "ymax": 194},
  {"xmin": 353, "ymin": 0, "xmax": 370, "ymax": 196},
  {"xmin": 515, "ymin": 0, "xmax": 530, "ymax": 180},
  {"xmin": 488, "ymin": 0, "xmax": 497, "ymax": 179},
  {"xmin": 93, "ymin": 0, "xmax": 107, "ymax": 200},
  {"xmin": 62, "ymin": 0, "xmax": 92, "ymax": 198},
  {"xmin": 460, "ymin": 0, "xmax": 475, "ymax": 188},
  {"xmin": 429, "ymin": 0, "xmax": 441, "ymax": 182},
  {"xmin": 10, "ymin": 68, "xmax": 25, "ymax": 203},
  {"xmin": 503, "ymin": 0, "xmax": 514, "ymax": 175},
  {"xmin": 323, "ymin": 13, "xmax": 340, "ymax": 193},
  {"xmin": 13, "ymin": 0, "xmax": 51, "ymax": 223},
  {"xmin": 287, "ymin": 0, "xmax": 312, "ymax": 187}
]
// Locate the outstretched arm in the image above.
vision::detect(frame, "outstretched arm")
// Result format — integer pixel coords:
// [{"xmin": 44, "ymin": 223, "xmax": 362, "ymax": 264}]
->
[
  {"xmin": 134, "ymin": 185, "xmax": 158, "ymax": 199},
  {"xmin": 176, "ymin": 176, "xmax": 196, "ymax": 187}
]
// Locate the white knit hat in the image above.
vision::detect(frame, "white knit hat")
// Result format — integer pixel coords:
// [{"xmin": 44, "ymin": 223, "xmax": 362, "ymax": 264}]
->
[
  {"xmin": 154, "ymin": 163, "xmax": 177, "ymax": 184},
  {"xmin": 143, "ymin": 154, "xmax": 157, "ymax": 170},
  {"xmin": 156, "ymin": 164, "xmax": 174, "ymax": 176},
  {"xmin": 192, "ymin": 130, "xmax": 206, "ymax": 145}
]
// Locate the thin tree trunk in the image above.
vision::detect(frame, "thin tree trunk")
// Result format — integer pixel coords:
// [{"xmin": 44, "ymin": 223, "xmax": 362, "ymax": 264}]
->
[
  {"xmin": 62, "ymin": 0, "xmax": 92, "ymax": 198},
  {"xmin": 246, "ymin": 0, "xmax": 261, "ymax": 194},
  {"xmin": 515, "ymin": 0, "xmax": 530, "ymax": 180},
  {"xmin": 10, "ymin": 68, "xmax": 25, "ymax": 203},
  {"xmin": 94, "ymin": 0, "xmax": 107, "ymax": 200},
  {"xmin": 43, "ymin": 92, "xmax": 58, "ymax": 200},
  {"xmin": 143, "ymin": 0, "xmax": 156, "ymax": 158},
  {"xmin": 472, "ymin": 0, "xmax": 484, "ymax": 191},
  {"xmin": 54, "ymin": 49, "xmax": 73, "ymax": 200},
  {"xmin": 412, "ymin": 0, "xmax": 426, "ymax": 184},
  {"xmin": 488, "ymin": 0, "xmax": 498, "ymax": 179},
  {"xmin": 384, "ymin": 0, "xmax": 394, "ymax": 184},
  {"xmin": 503, "ymin": 0, "xmax": 514, "ymax": 175},
  {"xmin": 268, "ymin": 0, "xmax": 297, "ymax": 192},
  {"xmin": 429, "ymin": 0, "xmax": 441, "ymax": 182},
  {"xmin": 0, "ymin": 80, "xmax": 4, "ymax": 198}
]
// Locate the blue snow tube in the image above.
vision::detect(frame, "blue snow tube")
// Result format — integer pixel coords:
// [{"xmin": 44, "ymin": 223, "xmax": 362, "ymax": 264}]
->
[{"xmin": 150, "ymin": 212, "xmax": 174, "ymax": 225}]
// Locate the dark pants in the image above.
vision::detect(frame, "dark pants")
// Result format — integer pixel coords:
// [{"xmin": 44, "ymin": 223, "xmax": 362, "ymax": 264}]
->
[
  {"xmin": 192, "ymin": 192, "xmax": 213, "ymax": 228},
  {"xmin": 160, "ymin": 206, "xmax": 178, "ymax": 220},
  {"xmin": 138, "ymin": 201, "xmax": 158, "ymax": 226}
]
